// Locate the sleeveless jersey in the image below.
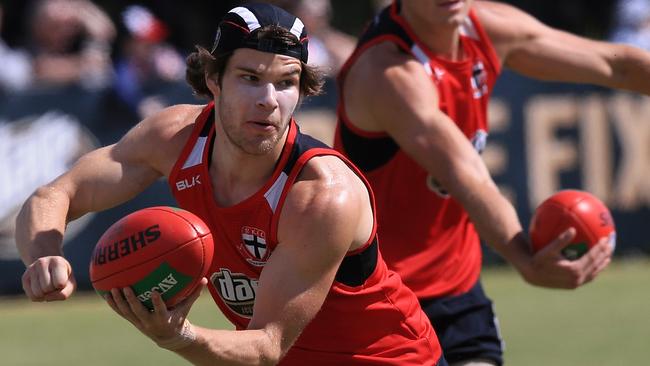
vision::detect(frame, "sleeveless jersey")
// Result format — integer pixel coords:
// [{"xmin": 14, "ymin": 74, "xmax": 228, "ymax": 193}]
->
[
  {"xmin": 168, "ymin": 103, "xmax": 442, "ymax": 365},
  {"xmin": 334, "ymin": 1, "xmax": 501, "ymax": 298}
]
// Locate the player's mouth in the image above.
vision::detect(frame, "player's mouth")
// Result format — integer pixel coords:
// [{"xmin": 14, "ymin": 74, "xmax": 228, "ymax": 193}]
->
[
  {"xmin": 438, "ymin": 0, "xmax": 463, "ymax": 11},
  {"xmin": 247, "ymin": 120, "xmax": 277, "ymax": 132}
]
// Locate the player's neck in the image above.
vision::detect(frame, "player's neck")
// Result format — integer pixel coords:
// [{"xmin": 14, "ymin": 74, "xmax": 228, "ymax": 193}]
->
[
  {"xmin": 209, "ymin": 130, "xmax": 286, "ymax": 207},
  {"xmin": 400, "ymin": 9, "xmax": 463, "ymax": 61}
]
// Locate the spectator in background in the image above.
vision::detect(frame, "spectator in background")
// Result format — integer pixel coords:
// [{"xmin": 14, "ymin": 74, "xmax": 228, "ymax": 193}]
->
[
  {"xmin": 114, "ymin": 5, "xmax": 185, "ymax": 119},
  {"xmin": 0, "ymin": 3, "xmax": 32, "ymax": 94},
  {"xmin": 272, "ymin": 0, "xmax": 356, "ymax": 76},
  {"xmin": 27, "ymin": 0, "xmax": 115, "ymax": 89},
  {"xmin": 610, "ymin": 0, "xmax": 650, "ymax": 50}
]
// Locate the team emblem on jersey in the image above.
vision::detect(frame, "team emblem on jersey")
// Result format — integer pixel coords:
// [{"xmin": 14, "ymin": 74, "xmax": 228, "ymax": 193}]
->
[
  {"xmin": 471, "ymin": 61, "xmax": 488, "ymax": 99},
  {"xmin": 238, "ymin": 226, "xmax": 270, "ymax": 266},
  {"xmin": 426, "ymin": 175, "xmax": 450, "ymax": 198},
  {"xmin": 426, "ymin": 130, "xmax": 488, "ymax": 197},
  {"xmin": 471, "ymin": 129, "xmax": 488, "ymax": 154},
  {"xmin": 210, "ymin": 268, "xmax": 258, "ymax": 319}
]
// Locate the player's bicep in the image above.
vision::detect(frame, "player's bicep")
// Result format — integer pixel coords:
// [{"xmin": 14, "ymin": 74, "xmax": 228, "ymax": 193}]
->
[
  {"xmin": 369, "ymin": 61, "xmax": 491, "ymax": 190},
  {"xmin": 477, "ymin": 1, "xmax": 614, "ymax": 84},
  {"xmin": 248, "ymin": 183, "xmax": 355, "ymax": 355},
  {"xmin": 57, "ymin": 143, "xmax": 161, "ymax": 220}
]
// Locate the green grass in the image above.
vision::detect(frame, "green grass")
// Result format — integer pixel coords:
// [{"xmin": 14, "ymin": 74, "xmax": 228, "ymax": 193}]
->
[
  {"xmin": 484, "ymin": 259, "xmax": 650, "ymax": 366},
  {"xmin": 1, "ymin": 260, "xmax": 648, "ymax": 365}
]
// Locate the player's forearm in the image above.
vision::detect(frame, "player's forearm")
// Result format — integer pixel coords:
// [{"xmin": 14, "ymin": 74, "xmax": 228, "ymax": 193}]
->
[
  {"xmin": 609, "ymin": 44, "xmax": 650, "ymax": 95},
  {"xmin": 467, "ymin": 190, "xmax": 532, "ymax": 272},
  {"xmin": 451, "ymin": 175, "xmax": 533, "ymax": 275},
  {"xmin": 174, "ymin": 327, "xmax": 282, "ymax": 366},
  {"xmin": 15, "ymin": 185, "xmax": 70, "ymax": 264}
]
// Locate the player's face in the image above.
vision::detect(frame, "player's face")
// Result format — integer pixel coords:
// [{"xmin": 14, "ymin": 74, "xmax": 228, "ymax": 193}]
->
[
  {"xmin": 210, "ymin": 48, "xmax": 301, "ymax": 155},
  {"xmin": 403, "ymin": 0, "xmax": 473, "ymax": 27}
]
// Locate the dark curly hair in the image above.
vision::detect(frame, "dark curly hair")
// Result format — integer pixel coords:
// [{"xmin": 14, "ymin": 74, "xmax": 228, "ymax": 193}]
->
[{"xmin": 185, "ymin": 25, "xmax": 324, "ymax": 100}]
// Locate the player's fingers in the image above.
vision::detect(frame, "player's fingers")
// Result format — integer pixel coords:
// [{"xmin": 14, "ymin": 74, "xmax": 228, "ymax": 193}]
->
[
  {"xmin": 105, "ymin": 292, "xmax": 120, "ymax": 313},
  {"xmin": 123, "ymin": 287, "xmax": 150, "ymax": 320},
  {"xmin": 179, "ymin": 278, "xmax": 207, "ymax": 313},
  {"xmin": 150, "ymin": 291, "xmax": 169, "ymax": 319},
  {"xmin": 21, "ymin": 271, "xmax": 37, "ymax": 300},
  {"xmin": 544, "ymin": 228, "xmax": 576, "ymax": 257},
  {"xmin": 577, "ymin": 237, "xmax": 611, "ymax": 271},
  {"xmin": 29, "ymin": 269, "xmax": 46, "ymax": 300},
  {"xmin": 584, "ymin": 256, "xmax": 611, "ymax": 283},
  {"xmin": 43, "ymin": 275, "xmax": 76, "ymax": 301},
  {"xmin": 111, "ymin": 288, "xmax": 139, "ymax": 325},
  {"xmin": 533, "ymin": 228, "xmax": 575, "ymax": 262},
  {"xmin": 37, "ymin": 262, "xmax": 54, "ymax": 294},
  {"xmin": 50, "ymin": 260, "xmax": 71, "ymax": 290}
]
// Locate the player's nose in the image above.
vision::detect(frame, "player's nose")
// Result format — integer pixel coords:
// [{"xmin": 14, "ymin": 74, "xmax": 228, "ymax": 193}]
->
[{"xmin": 256, "ymin": 83, "xmax": 279, "ymax": 111}]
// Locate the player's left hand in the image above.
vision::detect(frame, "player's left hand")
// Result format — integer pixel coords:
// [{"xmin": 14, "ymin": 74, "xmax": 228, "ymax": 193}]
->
[
  {"xmin": 526, "ymin": 229, "xmax": 613, "ymax": 289},
  {"xmin": 105, "ymin": 277, "xmax": 208, "ymax": 350}
]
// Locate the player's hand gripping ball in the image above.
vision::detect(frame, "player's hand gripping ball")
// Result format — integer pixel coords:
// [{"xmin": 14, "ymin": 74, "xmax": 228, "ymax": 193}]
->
[
  {"xmin": 89, "ymin": 207, "xmax": 214, "ymax": 309},
  {"xmin": 529, "ymin": 190, "xmax": 616, "ymax": 260}
]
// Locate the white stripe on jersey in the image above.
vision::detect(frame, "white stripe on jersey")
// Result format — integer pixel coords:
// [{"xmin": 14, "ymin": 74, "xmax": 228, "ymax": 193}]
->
[
  {"xmin": 264, "ymin": 171, "xmax": 288, "ymax": 213},
  {"xmin": 182, "ymin": 136, "xmax": 207, "ymax": 169},
  {"xmin": 411, "ymin": 44, "xmax": 433, "ymax": 76},
  {"xmin": 459, "ymin": 16, "xmax": 479, "ymax": 40}
]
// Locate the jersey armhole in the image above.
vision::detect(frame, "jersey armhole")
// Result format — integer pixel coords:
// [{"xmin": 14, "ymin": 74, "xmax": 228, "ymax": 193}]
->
[{"xmin": 167, "ymin": 103, "xmax": 214, "ymax": 187}]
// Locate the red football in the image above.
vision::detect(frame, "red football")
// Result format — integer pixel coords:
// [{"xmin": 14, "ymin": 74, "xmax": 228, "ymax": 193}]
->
[
  {"xmin": 529, "ymin": 190, "xmax": 616, "ymax": 260},
  {"xmin": 89, "ymin": 206, "xmax": 214, "ymax": 308}
]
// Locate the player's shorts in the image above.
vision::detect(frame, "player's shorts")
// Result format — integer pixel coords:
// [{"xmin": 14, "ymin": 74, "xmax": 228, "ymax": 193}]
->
[{"xmin": 419, "ymin": 280, "xmax": 504, "ymax": 366}]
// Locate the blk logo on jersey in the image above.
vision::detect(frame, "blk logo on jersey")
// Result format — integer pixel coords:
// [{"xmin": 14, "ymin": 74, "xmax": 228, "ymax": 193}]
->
[
  {"xmin": 471, "ymin": 61, "xmax": 488, "ymax": 99},
  {"xmin": 175, "ymin": 175, "xmax": 202, "ymax": 191},
  {"xmin": 210, "ymin": 268, "xmax": 258, "ymax": 319},
  {"xmin": 238, "ymin": 226, "xmax": 270, "ymax": 266}
]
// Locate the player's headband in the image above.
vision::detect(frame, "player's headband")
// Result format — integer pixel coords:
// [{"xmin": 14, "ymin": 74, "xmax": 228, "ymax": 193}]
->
[{"xmin": 210, "ymin": 3, "xmax": 309, "ymax": 63}]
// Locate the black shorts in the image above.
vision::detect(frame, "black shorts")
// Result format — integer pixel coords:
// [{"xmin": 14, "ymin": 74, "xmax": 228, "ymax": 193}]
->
[{"xmin": 420, "ymin": 280, "xmax": 504, "ymax": 365}]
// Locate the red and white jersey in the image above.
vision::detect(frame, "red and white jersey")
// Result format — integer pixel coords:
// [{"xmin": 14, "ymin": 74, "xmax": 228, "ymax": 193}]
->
[
  {"xmin": 334, "ymin": 1, "xmax": 501, "ymax": 298},
  {"xmin": 168, "ymin": 103, "xmax": 442, "ymax": 365}
]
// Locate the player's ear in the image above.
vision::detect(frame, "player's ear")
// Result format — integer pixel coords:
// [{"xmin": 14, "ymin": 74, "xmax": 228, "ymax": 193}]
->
[{"xmin": 205, "ymin": 73, "xmax": 221, "ymax": 98}]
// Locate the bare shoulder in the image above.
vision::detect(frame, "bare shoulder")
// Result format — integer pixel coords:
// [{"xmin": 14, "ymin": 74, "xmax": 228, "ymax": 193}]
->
[
  {"xmin": 114, "ymin": 104, "xmax": 207, "ymax": 176},
  {"xmin": 278, "ymin": 155, "xmax": 371, "ymax": 251},
  {"xmin": 290, "ymin": 155, "xmax": 367, "ymax": 214},
  {"xmin": 474, "ymin": 1, "xmax": 546, "ymax": 43},
  {"xmin": 130, "ymin": 104, "xmax": 205, "ymax": 143},
  {"xmin": 344, "ymin": 42, "xmax": 437, "ymax": 131},
  {"xmin": 348, "ymin": 42, "xmax": 426, "ymax": 88}
]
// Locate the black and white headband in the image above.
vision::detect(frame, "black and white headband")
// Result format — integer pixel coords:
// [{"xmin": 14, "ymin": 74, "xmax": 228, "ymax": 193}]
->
[{"xmin": 211, "ymin": 3, "xmax": 309, "ymax": 63}]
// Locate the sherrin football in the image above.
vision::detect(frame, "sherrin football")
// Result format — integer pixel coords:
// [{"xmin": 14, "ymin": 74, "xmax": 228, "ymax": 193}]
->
[
  {"xmin": 529, "ymin": 190, "xmax": 616, "ymax": 260},
  {"xmin": 89, "ymin": 206, "xmax": 214, "ymax": 309}
]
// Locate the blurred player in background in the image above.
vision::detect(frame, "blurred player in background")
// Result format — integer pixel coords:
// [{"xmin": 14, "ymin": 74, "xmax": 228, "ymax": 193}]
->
[
  {"xmin": 334, "ymin": 0, "xmax": 650, "ymax": 365},
  {"xmin": 16, "ymin": 3, "xmax": 446, "ymax": 365}
]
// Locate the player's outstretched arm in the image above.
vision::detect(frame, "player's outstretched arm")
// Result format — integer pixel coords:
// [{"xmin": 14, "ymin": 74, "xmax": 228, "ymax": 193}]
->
[
  {"xmin": 108, "ymin": 157, "xmax": 369, "ymax": 365},
  {"xmin": 344, "ymin": 43, "xmax": 611, "ymax": 289},
  {"xmin": 16, "ymin": 105, "xmax": 199, "ymax": 302},
  {"xmin": 476, "ymin": 1, "xmax": 650, "ymax": 94}
]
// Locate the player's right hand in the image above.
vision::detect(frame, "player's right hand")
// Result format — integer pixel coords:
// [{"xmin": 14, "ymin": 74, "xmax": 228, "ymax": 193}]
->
[{"xmin": 22, "ymin": 256, "xmax": 77, "ymax": 302}]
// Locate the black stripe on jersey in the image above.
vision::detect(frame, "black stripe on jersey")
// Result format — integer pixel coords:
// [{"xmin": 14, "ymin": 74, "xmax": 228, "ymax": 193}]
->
[
  {"xmin": 205, "ymin": 109, "xmax": 216, "ymax": 166},
  {"xmin": 358, "ymin": 1, "xmax": 412, "ymax": 50},
  {"xmin": 282, "ymin": 126, "xmax": 329, "ymax": 175},
  {"xmin": 339, "ymin": 121, "xmax": 399, "ymax": 172},
  {"xmin": 335, "ymin": 238, "xmax": 378, "ymax": 287},
  {"xmin": 200, "ymin": 109, "xmax": 215, "ymax": 137}
]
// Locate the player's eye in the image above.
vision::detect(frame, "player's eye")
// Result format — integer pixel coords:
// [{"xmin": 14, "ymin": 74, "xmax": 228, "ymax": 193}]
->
[
  {"xmin": 241, "ymin": 74, "xmax": 259, "ymax": 82},
  {"xmin": 277, "ymin": 78, "xmax": 298, "ymax": 89}
]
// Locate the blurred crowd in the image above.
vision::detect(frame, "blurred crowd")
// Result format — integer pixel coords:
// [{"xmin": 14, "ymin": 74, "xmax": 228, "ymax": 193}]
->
[
  {"xmin": 0, "ymin": 0, "xmax": 639, "ymax": 119},
  {"xmin": 0, "ymin": 0, "xmax": 367, "ymax": 120}
]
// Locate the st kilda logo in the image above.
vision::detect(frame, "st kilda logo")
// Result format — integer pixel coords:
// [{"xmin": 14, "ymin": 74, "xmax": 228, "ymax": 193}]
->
[{"xmin": 238, "ymin": 226, "xmax": 270, "ymax": 266}]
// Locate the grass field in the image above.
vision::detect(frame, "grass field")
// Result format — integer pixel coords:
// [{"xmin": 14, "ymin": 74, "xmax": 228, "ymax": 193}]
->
[{"xmin": 1, "ymin": 259, "xmax": 648, "ymax": 366}]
